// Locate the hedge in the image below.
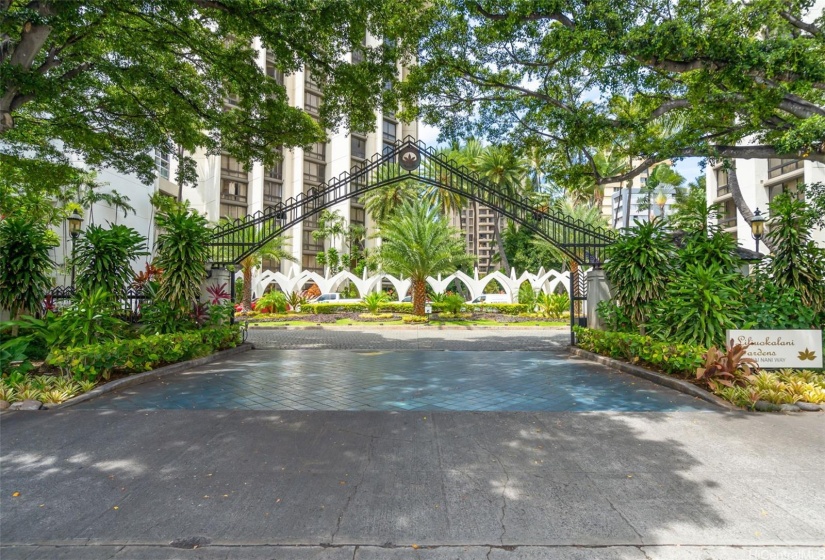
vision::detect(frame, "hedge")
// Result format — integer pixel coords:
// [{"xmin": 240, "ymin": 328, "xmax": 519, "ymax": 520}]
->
[
  {"xmin": 573, "ymin": 327, "xmax": 705, "ymax": 377},
  {"xmin": 297, "ymin": 302, "xmax": 530, "ymax": 315},
  {"xmin": 47, "ymin": 325, "xmax": 243, "ymax": 382}
]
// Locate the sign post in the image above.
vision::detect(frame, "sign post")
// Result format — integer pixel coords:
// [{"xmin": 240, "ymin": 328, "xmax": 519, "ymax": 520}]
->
[{"xmin": 726, "ymin": 330, "xmax": 823, "ymax": 369}]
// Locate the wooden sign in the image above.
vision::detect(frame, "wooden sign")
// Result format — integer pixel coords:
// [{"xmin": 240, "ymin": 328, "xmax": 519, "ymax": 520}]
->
[{"xmin": 727, "ymin": 330, "xmax": 823, "ymax": 369}]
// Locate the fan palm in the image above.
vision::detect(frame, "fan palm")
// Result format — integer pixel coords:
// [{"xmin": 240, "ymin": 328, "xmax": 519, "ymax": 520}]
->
[{"xmin": 377, "ymin": 200, "xmax": 471, "ymax": 316}]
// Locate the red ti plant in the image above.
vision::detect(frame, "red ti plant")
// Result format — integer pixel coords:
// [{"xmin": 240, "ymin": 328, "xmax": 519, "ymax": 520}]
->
[
  {"xmin": 206, "ymin": 282, "xmax": 230, "ymax": 305},
  {"xmin": 696, "ymin": 340, "xmax": 759, "ymax": 391}
]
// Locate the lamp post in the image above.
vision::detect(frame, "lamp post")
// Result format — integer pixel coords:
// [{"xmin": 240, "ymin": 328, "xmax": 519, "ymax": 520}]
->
[
  {"xmin": 66, "ymin": 212, "xmax": 83, "ymax": 289},
  {"xmin": 750, "ymin": 208, "xmax": 766, "ymax": 253}
]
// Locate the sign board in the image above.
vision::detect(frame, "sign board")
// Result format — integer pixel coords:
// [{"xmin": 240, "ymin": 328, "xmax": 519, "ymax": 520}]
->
[
  {"xmin": 424, "ymin": 304, "xmax": 433, "ymax": 315},
  {"xmin": 726, "ymin": 330, "xmax": 823, "ymax": 369}
]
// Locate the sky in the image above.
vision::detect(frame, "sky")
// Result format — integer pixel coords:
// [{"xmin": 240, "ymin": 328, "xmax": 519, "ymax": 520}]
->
[{"xmin": 418, "ymin": 122, "xmax": 706, "ymax": 185}]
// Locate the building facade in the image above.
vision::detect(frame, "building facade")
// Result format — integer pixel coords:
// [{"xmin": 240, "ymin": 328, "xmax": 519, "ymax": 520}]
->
[
  {"xmin": 451, "ymin": 204, "xmax": 505, "ymax": 275},
  {"xmin": 705, "ymin": 158, "xmax": 825, "ymax": 252},
  {"xmin": 59, "ymin": 37, "xmax": 416, "ymax": 282}
]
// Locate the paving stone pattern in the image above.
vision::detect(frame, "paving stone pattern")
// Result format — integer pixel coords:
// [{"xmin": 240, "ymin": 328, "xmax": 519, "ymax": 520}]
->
[
  {"xmin": 246, "ymin": 327, "xmax": 571, "ymax": 350},
  {"xmin": 74, "ymin": 349, "xmax": 714, "ymax": 412}
]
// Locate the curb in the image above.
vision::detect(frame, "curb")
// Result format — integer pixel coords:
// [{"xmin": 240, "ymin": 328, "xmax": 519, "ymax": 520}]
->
[
  {"xmin": 568, "ymin": 347, "xmax": 739, "ymax": 411},
  {"xmin": 247, "ymin": 325, "xmax": 570, "ymax": 331},
  {"xmin": 48, "ymin": 343, "xmax": 255, "ymax": 410}
]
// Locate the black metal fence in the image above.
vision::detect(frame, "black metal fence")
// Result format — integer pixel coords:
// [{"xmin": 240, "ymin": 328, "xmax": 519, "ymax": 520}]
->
[{"xmin": 45, "ymin": 286, "xmax": 149, "ymax": 323}]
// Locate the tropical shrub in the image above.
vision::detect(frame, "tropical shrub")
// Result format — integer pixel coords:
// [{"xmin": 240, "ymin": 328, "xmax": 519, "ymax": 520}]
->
[
  {"xmin": 760, "ymin": 191, "xmax": 825, "ymax": 313},
  {"xmin": 596, "ymin": 301, "xmax": 634, "ymax": 332},
  {"xmin": 140, "ymin": 283, "xmax": 195, "ymax": 334},
  {"xmin": 678, "ymin": 228, "xmax": 742, "ymax": 273},
  {"xmin": 695, "ymin": 342, "xmax": 759, "ymax": 391},
  {"xmin": 403, "ymin": 315, "xmax": 429, "ymax": 324},
  {"xmin": 742, "ymin": 276, "xmax": 820, "ymax": 329},
  {"xmin": 257, "ymin": 290, "xmax": 288, "ymax": 313},
  {"xmin": 536, "ymin": 292, "xmax": 569, "ymax": 319},
  {"xmin": 646, "ymin": 263, "xmax": 745, "ymax": 348},
  {"xmin": 73, "ymin": 224, "xmax": 148, "ymax": 298},
  {"xmin": 0, "ymin": 336, "xmax": 34, "ymax": 376},
  {"xmin": 49, "ymin": 288, "xmax": 127, "ymax": 348},
  {"xmin": 154, "ymin": 205, "xmax": 211, "ymax": 310},
  {"xmin": 48, "ymin": 325, "xmax": 242, "ymax": 382},
  {"xmin": 603, "ymin": 220, "xmax": 675, "ymax": 326},
  {"xmin": 285, "ymin": 291, "xmax": 307, "ymax": 310},
  {"xmin": 574, "ymin": 327, "xmax": 705, "ymax": 377},
  {"xmin": 441, "ymin": 294, "xmax": 465, "ymax": 316},
  {"xmin": 0, "ymin": 216, "xmax": 56, "ymax": 323},
  {"xmin": 517, "ymin": 283, "xmax": 537, "ymax": 308},
  {"xmin": 363, "ymin": 291, "xmax": 389, "ymax": 314}
]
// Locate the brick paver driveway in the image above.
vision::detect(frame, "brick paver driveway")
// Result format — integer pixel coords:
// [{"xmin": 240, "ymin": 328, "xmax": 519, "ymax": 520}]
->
[{"xmin": 73, "ymin": 328, "xmax": 713, "ymax": 412}]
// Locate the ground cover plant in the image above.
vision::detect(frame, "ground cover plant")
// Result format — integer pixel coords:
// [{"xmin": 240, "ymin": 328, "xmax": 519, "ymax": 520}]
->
[{"xmin": 575, "ymin": 327, "xmax": 825, "ymax": 409}]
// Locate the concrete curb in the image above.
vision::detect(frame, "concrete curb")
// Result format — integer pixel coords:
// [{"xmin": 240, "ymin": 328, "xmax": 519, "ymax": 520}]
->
[
  {"xmin": 248, "ymin": 324, "xmax": 569, "ymax": 331},
  {"xmin": 569, "ymin": 347, "xmax": 739, "ymax": 411},
  {"xmin": 49, "ymin": 343, "xmax": 254, "ymax": 410}
]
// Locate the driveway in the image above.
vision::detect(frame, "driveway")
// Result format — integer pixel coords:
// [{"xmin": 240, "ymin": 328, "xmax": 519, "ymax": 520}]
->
[{"xmin": 1, "ymin": 329, "xmax": 823, "ymax": 559}]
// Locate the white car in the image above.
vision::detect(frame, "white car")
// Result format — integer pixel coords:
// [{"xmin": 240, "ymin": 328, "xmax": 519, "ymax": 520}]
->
[{"xmin": 313, "ymin": 292, "xmax": 361, "ymax": 304}]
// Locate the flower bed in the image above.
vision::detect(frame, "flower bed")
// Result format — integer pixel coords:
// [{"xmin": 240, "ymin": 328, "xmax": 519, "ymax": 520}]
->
[{"xmin": 574, "ymin": 327, "xmax": 825, "ymax": 410}]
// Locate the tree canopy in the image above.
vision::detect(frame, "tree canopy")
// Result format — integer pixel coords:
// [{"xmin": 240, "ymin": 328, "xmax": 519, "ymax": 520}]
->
[
  {"xmin": 402, "ymin": 0, "xmax": 825, "ymax": 186},
  {"xmin": 1, "ymin": 0, "xmax": 424, "ymax": 184}
]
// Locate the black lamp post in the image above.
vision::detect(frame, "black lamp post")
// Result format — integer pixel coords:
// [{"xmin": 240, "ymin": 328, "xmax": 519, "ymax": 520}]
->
[
  {"xmin": 750, "ymin": 208, "xmax": 766, "ymax": 253},
  {"xmin": 67, "ymin": 212, "xmax": 83, "ymax": 288}
]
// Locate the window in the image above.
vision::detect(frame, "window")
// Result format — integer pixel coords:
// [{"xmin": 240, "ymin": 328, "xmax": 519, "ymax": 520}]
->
[
  {"xmin": 305, "ymin": 92, "xmax": 322, "ymax": 114},
  {"xmin": 265, "ymin": 59, "xmax": 284, "ymax": 85},
  {"xmin": 303, "ymin": 160, "xmax": 325, "ymax": 184},
  {"xmin": 261, "ymin": 257, "xmax": 281, "ymax": 272},
  {"xmin": 156, "ymin": 151, "xmax": 170, "ymax": 180},
  {"xmin": 719, "ymin": 199, "xmax": 737, "ymax": 228},
  {"xmin": 264, "ymin": 180, "xmax": 282, "ymax": 204},
  {"xmin": 768, "ymin": 158, "xmax": 803, "ymax": 179},
  {"xmin": 768, "ymin": 177, "xmax": 802, "ymax": 203},
  {"xmin": 303, "ymin": 212, "xmax": 319, "ymax": 228},
  {"xmin": 305, "ymin": 70, "xmax": 322, "ymax": 91},
  {"xmin": 305, "ymin": 142, "xmax": 326, "ymax": 162},
  {"xmin": 351, "ymin": 205, "xmax": 366, "ymax": 225},
  {"xmin": 302, "ymin": 254, "xmax": 322, "ymax": 273},
  {"xmin": 221, "ymin": 155, "xmax": 247, "ymax": 179},
  {"xmin": 220, "ymin": 203, "xmax": 247, "ymax": 221},
  {"xmin": 221, "ymin": 179, "xmax": 248, "ymax": 202},
  {"xmin": 716, "ymin": 167, "xmax": 730, "ymax": 196},
  {"xmin": 351, "ymin": 48, "xmax": 364, "ymax": 64},
  {"xmin": 382, "ymin": 119, "xmax": 397, "ymax": 143},
  {"xmin": 351, "ymin": 135, "xmax": 367, "ymax": 159},
  {"xmin": 225, "ymin": 93, "xmax": 240, "ymax": 107},
  {"xmin": 302, "ymin": 229, "xmax": 324, "ymax": 252}
]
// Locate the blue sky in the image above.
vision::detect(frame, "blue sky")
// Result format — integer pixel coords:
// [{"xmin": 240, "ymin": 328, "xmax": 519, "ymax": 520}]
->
[{"xmin": 418, "ymin": 123, "xmax": 706, "ymax": 185}]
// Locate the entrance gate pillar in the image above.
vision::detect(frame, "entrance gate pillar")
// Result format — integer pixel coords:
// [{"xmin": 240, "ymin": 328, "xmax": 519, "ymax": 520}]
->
[
  {"xmin": 586, "ymin": 269, "xmax": 611, "ymax": 330},
  {"xmin": 201, "ymin": 268, "xmax": 233, "ymax": 304}
]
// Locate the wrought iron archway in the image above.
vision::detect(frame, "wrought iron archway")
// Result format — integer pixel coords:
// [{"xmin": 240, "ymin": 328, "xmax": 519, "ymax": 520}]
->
[{"xmin": 209, "ymin": 137, "xmax": 616, "ymax": 339}]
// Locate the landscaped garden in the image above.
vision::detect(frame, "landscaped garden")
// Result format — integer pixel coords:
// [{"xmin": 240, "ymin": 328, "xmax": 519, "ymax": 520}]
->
[
  {"xmin": 578, "ymin": 185, "xmax": 825, "ymax": 410},
  {"xmin": 0, "ymin": 200, "xmax": 242, "ymax": 409}
]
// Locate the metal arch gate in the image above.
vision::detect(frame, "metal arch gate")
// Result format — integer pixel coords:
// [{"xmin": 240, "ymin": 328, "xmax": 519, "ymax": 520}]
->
[{"xmin": 209, "ymin": 137, "xmax": 615, "ymax": 343}]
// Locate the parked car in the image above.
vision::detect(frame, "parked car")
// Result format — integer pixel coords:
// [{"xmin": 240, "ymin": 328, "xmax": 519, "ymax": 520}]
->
[
  {"xmin": 467, "ymin": 294, "xmax": 510, "ymax": 304},
  {"xmin": 312, "ymin": 292, "xmax": 361, "ymax": 304}
]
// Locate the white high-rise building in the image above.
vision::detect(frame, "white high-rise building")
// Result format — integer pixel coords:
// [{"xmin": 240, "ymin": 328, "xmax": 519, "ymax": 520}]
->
[
  {"xmin": 705, "ymin": 158, "xmax": 825, "ymax": 252},
  {"xmin": 51, "ymin": 37, "xmax": 416, "ymax": 280}
]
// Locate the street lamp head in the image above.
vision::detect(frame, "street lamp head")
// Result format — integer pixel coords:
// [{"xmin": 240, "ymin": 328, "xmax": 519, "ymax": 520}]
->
[
  {"xmin": 750, "ymin": 208, "xmax": 766, "ymax": 239},
  {"xmin": 67, "ymin": 211, "xmax": 83, "ymax": 238}
]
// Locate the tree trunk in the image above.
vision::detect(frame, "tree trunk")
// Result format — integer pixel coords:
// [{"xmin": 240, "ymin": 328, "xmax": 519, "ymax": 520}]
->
[
  {"xmin": 728, "ymin": 166, "xmax": 775, "ymax": 252},
  {"xmin": 492, "ymin": 211, "xmax": 510, "ymax": 274},
  {"xmin": 412, "ymin": 278, "xmax": 427, "ymax": 316},
  {"xmin": 242, "ymin": 261, "xmax": 253, "ymax": 311}
]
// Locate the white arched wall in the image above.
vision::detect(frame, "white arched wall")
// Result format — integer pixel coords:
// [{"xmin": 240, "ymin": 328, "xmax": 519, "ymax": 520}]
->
[{"xmin": 251, "ymin": 266, "xmax": 590, "ymax": 302}]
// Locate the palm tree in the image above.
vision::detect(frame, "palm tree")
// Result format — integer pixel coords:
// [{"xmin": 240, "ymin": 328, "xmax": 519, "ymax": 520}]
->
[
  {"xmin": 567, "ymin": 148, "xmax": 629, "ymax": 208},
  {"xmin": 421, "ymin": 147, "xmax": 466, "ymax": 217},
  {"xmin": 451, "ymin": 139, "xmax": 486, "ymax": 260},
  {"xmin": 377, "ymin": 200, "xmax": 471, "ymax": 316},
  {"xmin": 361, "ymin": 163, "xmax": 418, "ymax": 225},
  {"xmin": 641, "ymin": 163, "xmax": 685, "ymax": 220},
  {"xmin": 107, "ymin": 191, "xmax": 135, "ymax": 224},
  {"xmin": 474, "ymin": 145, "xmax": 529, "ymax": 274}
]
